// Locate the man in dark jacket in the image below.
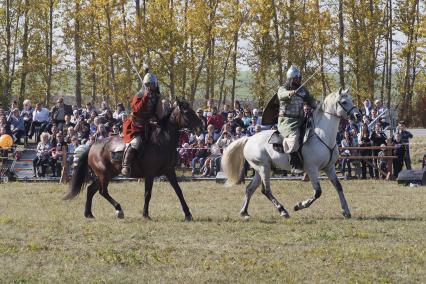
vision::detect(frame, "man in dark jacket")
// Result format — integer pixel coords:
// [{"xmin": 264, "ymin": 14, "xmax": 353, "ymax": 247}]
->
[{"xmin": 50, "ymin": 97, "xmax": 73, "ymax": 131}]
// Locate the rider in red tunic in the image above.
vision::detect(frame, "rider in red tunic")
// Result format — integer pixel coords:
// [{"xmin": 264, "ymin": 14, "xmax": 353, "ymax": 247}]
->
[{"xmin": 122, "ymin": 72, "xmax": 163, "ymax": 176}]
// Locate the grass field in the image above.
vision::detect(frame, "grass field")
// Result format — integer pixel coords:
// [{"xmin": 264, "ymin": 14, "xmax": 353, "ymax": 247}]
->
[{"xmin": 0, "ymin": 180, "xmax": 425, "ymax": 283}]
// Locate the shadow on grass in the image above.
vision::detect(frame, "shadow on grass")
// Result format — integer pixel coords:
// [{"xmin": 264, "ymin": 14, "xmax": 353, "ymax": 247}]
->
[{"xmin": 352, "ymin": 215, "xmax": 424, "ymax": 222}]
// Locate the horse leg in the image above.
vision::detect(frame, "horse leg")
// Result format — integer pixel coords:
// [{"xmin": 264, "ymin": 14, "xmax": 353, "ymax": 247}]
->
[
  {"xmin": 258, "ymin": 166, "xmax": 289, "ymax": 218},
  {"xmin": 240, "ymin": 171, "xmax": 261, "ymax": 219},
  {"xmin": 143, "ymin": 176, "xmax": 154, "ymax": 220},
  {"xmin": 325, "ymin": 166, "xmax": 351, "ymax": 218},
  {"xmin": 294, "ymin": 168, "xmax": 322, "ymax": 211},
  {"xmin": 98, "ymin": 178, "xmax": 124, "ymax": 219},
  {"xmin": 84, "ymin": 180, "xmax": 99, "ymax": 218},
  {"xmin": 167, "ymin": 171, "xmax": 192, "ymax": 222}
]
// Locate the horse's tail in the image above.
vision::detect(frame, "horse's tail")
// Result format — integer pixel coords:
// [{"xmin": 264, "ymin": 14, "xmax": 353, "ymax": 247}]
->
[
  {"xmin": 221, "ymin": 137, "xmax": 249, "ymax": 186},
  {"xmin": 63, "ymin": 147, "xmax": 90, "ymax": 200}
]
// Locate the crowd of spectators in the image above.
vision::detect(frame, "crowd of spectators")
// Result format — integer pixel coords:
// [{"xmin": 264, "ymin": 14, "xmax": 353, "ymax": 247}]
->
[
  {"xmin": 0, "ymin": 96, "xmax": 418, "ymax": 180},
  {"xmin": 336, "ymin": 98, "xmax": 414, "ymax": 179}
]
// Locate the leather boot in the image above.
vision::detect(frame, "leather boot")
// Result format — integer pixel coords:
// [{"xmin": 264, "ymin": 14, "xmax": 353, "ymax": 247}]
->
[
  {"xmin": 121, "ymin": 145, "xmax": 138, "ymax": 176},
  {"xmin": 290, "ymin": 152, "xmax": 304, "ymax": 174}
]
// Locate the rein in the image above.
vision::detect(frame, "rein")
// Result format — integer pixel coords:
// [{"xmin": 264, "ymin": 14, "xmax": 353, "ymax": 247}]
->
[{"xmin": 311, "ymin": 99, "xmax": 351, "ymax": 166}]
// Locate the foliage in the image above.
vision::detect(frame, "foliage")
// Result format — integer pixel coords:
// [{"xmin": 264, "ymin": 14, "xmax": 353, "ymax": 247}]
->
[{"xmin": 0, "ymin": 0, "xmax": 424, "ymax": 125}]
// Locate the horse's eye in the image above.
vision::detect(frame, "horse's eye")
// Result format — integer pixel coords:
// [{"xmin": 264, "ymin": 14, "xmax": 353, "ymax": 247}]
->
[{"xmin": 341, "ymin": 101, "xmax": 347, "ymax": 105}]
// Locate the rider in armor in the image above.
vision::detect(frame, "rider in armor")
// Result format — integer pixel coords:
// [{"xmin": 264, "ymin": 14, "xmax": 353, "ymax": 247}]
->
[
  {"xmin": 278, "ymin": 65, "xmax": 317, "ymax": 174},
  {"xmin": 121, "ymin": 72, "xmax": 163, "ymax": 176}
]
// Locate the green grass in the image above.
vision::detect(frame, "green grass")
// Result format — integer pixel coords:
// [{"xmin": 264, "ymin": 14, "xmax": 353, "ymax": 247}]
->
[{"xmin": 0, "ymin": 180, "xmax": 425, "ymax": 283}]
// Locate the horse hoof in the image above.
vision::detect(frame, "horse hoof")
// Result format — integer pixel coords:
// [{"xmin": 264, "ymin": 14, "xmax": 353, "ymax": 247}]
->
[
  {"xmin": 143, "ymin": 215, "xmax": 152, "ymax": 221},
  {"xmin": 343, "ymin": 212, "xmax": 352, "ymax": 219},
  {"xmin": 184, "ymin": 215, "xmax": 193, "ymax": 222},
  {"xmin": 240, "ymin": 213, "xmax": 250, "ymax": 220},
  {"xmin": 294, "ymin": 203, "xmax": 302, "ymax": 211},
  {"xmin": 115, "ymin": 210, "xmax": 124, "ymax": 219},
  {"xmin": 280, "ymin": 211, "xmax": 290, "ymax": 218},
  {"xmin": 85, "ymin": 213, "xmax": 95, "ymax": 218}
]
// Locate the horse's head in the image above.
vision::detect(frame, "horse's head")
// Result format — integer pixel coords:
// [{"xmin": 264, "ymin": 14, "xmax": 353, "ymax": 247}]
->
[
  {"xmin": 171, "ymin": 99, "xmax": 203, "ymax": 132},
  {"xmin": 322, "ymin": 88, "xmax": 360, "ymax": 120}
]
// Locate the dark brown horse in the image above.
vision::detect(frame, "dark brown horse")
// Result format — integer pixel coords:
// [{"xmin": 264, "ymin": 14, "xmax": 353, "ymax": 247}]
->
[{"xmin": 63, "ymin": 101, "xmax": 202, "ymax": 221}]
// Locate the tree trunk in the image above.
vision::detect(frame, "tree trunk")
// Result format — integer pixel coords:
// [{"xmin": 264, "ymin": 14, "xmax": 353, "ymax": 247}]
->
[
  {"xmin": 75, "ymin": 0, "xmax": 82, "ymax": 107},
  {"xmin": 105, "ymin": 5, "xmax": 116, "ymax": 105},
  {"xmin": 219, "ymin": 45, "xmax": 232, "ymax": 105},
  {"xmin": 272, "ymin": 0, "xmax": 283, "ymax": 85},
  {"xmin": 386, "ymin": 0, "xmax": 392, "ymax": 109},
  {"xmin": 3, "ymin": 0, "xmax": 12, "ymax": 106},
  {"xmin": 46, "ymin": 0, "xmax": 54, "ymax": 107},
  {"xmin": 19, "ymin": 0, "xmax": 30, "ymax": 103},
  {"xmin": 288, "ymin": 0, "xmax": 295, "ymax": 67},
  {"xmin": 338, "ymin": 0, "xmax": 345, "ymax": 88}
]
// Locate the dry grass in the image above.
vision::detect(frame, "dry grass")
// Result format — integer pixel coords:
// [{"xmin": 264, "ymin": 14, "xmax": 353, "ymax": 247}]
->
[
  {"xmin": 0, "ymin": 180, "xmax": 425, "ymax": 283},
  {"xmin": 410, "ymin": 136, "xmax": 426, "ymax": 169}
]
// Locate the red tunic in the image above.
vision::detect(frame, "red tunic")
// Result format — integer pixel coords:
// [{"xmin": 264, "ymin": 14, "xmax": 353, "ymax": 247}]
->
[{"xmin": 123, "ymin": 91, "xmax": 155, "ymax": 143}]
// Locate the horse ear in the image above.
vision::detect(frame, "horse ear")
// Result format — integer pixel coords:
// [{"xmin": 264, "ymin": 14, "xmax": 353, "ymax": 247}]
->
[{"xmin": 339, "ymin": 87, "xmax": 343, "ymax": 95}]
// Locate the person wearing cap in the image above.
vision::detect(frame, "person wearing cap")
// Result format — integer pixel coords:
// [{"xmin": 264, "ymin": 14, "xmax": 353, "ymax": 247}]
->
[
  {"xmin": 277, "ymin": 65, "xmax": 317, "ymax": 174},
  {"xmin": 121, "ymin": 72, "xmax": 164, "ymax": 176}
]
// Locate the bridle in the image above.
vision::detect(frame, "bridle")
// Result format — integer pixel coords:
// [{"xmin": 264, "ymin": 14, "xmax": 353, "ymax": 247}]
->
[
  {"xmin": 313, "ymin": 95, "xmax": 357, "ymax": 166},
  {"xmin": 321, "ymin": 95, "xmax": 356, "ymax": 119}
]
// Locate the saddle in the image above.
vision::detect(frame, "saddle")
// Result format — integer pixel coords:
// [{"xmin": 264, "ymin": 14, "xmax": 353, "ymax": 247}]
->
[{"xmin": 267, "ymin": 117, "xmax": 313, "ymax": 154}]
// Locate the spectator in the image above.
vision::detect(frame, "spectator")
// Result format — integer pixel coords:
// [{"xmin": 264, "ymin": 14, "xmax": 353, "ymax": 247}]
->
[
  {"xmin": 103, "ymin": 110, "xmax": 117, "ymax": 132},
  {"xmin": 374, "ymin": 99, "xmax": 389, "ymax": 129},
  {"xmin": 370, "ymin": 122, "xmax": 387, "ymax": 178},
  {"xmin": 392, "ymin": 132, "xmax": 406, "ymax": 178},
  {"xmin": 196, "ymin": 108, "xmax": 207, "ymax": 130},
  {"xmin": 254, "ymin": 125, "xmax": 262, "ymax": 134},
  {"xmin": 235, "ymin": 126, "xmax": 244, "ymax": 139},
  {"xmin": 221, "ymin": 103, "xmax": 230, "ymax": 121},
  {"xmin": 8, "ymin": 100, "xmax": 19, "ymax": 115},
  {"xmin": 204, "ymin": 124, "xmax": 218, "ymax": 146},
  {"xmin": 113, "ymin": 103, "xmax": 126, "ymax": 121},
  {"xmin": 377, "ymin": 144, "xmax": 388, "ymax": 179},
  {"xmin": 396, "ymin": 121, "xmax": 413, "ymax": 170},
  {"xmin": 21, "ymin": 99, "xmax": 33, "ymax": 138},
  {"xmin": 252, "ymin": 108, "xmax": 262, "ymax": 125},
  {"xmin": 29, "ymin": 102, "xmax": 50, "ymax": 141},
  {"xmin": 191, "ymin": 139, "xmax": 209, "ymax": 176},
  {"xmin": 63, "ymin": 115, "xmax": 75, "ymax": 134},
  {"xmin": 95, "ymin": 124, "xmax": 108, "ymax": 141},
  {"xmin": 206, "ymin": 106, "xmax": 224, "ymax": 133},
  {"xmin": 232, "ymin": 100, "xmax": 243, "ymax": 115},
  {"xmin": 98, "ymin": 101, "xmax": 110, "ymax": 118},
  {"xmin": 0, "ymin": 115, "xmax": 11, "ymax": 135},
  {"xmin": 33, "ymin": 132, "xmax": 52, "ymax": 177},
  {"xmin": 345, "ymin": 117, "xmax": 359, "ymax": 134},
  {"xmin": 74, "ymin": 119, "xmax": 90, "ymax": 141},
  {"xmin": 246, "ymin": 117, "xmax": 259, "ymax": 136},
  {"xmin": 340, "ymin": 131, "xmax": 355, "ymax": 178},
  {"xmin": 359, "ymin": 124, "xmax": 374, "ymax": 179},
  {"xmin": 50, "ymin": 142, "xmax": 64, "ymax": 177},
  {"xmin": 8, "ymin": 108, "xmax": 25, "ymax": 144},
  {"xmin": 362, "ymin": 99, "xmax": 372, "ymax": 117},
  {"xmin": 64, "ymin": 126, "xmax": 76, "ymax": 144},
  {"xmin": 50, "ymin": 97, "xmax": 73, "ymax": 131},
  {"xmin": 203, "ymin": 99, "xmax": 215, "ymax": 118},
  {"xmin": 241, "ymin": 108, "xmax": 252, "ymax": 127},
  {"xmin": 90, "ymin": 117, "xmax": 101, "ymax": 135},
  {"xmin": 82, "ymin": 102, "xmax": 96, "ymax": 120}
]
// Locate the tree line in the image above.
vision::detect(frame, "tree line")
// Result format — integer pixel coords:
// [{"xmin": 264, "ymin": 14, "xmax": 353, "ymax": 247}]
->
[{"xmin": 0, "ymin": 0, "xmax": 425, "ymax": 125}]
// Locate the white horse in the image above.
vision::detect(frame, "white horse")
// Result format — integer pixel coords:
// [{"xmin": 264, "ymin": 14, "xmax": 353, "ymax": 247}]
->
[{"xmin": 221, "ymin": 89, "xmax": 359, "ymax": 219}]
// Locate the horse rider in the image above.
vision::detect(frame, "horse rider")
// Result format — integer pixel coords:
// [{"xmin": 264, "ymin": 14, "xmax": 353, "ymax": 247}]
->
[
  {"xmin": 278, "ymin": 65, "xmax": 317, "ymax": 174},
  {"xmin": 121, "ymin": 72, "xmax": 164, "ymax": 176}
]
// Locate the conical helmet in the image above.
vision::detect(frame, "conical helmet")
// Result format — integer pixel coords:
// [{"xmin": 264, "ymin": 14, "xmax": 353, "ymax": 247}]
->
[{"xmin": 286, "ymin": 65, "xmax": 301, "ymax": 80}]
